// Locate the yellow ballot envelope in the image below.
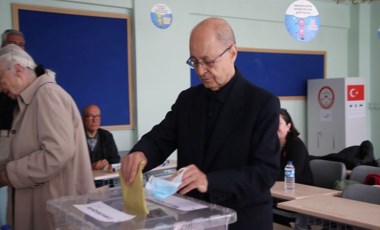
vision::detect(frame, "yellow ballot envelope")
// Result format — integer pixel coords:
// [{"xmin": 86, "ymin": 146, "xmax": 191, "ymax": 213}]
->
[{"xmin": 119, "ymin": 161, "xmax": 149, "ymax": 216}]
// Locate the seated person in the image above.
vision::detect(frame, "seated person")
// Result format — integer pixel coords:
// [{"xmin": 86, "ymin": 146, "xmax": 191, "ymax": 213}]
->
[
  {"xmin": 82, "ymin": 104, "xmax": 120, "ymax": 170},
  {"xmin": 277, "ymin": 108, "xmax": 313, "ymax": 185},
  {"xmin": 274, "ymin": 108, "xmax": 314, "ymax": 228}
]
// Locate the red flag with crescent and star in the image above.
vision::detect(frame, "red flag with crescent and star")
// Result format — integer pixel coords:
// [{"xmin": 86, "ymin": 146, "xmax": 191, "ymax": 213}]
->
[{"xmin": 347, "ymin": 85, "xmax": 364, "ymax": 101}]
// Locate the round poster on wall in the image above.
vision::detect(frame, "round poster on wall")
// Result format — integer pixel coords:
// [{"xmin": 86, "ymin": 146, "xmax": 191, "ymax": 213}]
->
[
  {"xmin": 151, "ymin": 3, "xmax": 173, "ymax": 29},
  {"xmin": 285, "ymin": 0, "xmax": 320, "ymax": 42}
]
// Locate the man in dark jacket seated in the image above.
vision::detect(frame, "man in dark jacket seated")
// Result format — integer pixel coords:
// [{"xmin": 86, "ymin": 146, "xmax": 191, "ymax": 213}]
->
[{"xmin": 83, "ymin": 104, "xmax": 120, "ymax": 187}]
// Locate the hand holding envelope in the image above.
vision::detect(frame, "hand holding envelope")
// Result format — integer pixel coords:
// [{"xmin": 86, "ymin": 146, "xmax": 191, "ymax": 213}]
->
[
  {"xmin": 145, "ymin": 167, "xmax": 186, "ymax": 200},
  {"xmin": 119, "ymin": 160, "xmax": 149, "ymax": 216}
]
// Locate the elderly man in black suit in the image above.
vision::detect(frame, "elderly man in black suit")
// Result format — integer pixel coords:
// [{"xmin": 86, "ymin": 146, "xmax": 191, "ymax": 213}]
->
[{"xmin": 121, "ymin": 17, "xmax": 280, "ymax": 229}]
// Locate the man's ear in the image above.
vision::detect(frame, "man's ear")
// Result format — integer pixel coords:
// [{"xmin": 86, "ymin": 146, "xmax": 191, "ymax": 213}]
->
[
  {"xmin": 13, "ymin": 63, "xmax": 24, "ymax": 76},
  {"xmin": 230, "ymin": 44, "xmax": 238, "ymax": 62}
]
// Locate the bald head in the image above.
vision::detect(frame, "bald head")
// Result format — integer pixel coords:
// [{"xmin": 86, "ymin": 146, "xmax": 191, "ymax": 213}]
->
[
  {"xmin": 83, "ymin": 104, "xmax": 101, "ymax": 136},
  {"xmin": 190, "ymin": 18, "xmax": 236, "ymax": 50},
  {"xmin": 188, "ymin": 18, "xmax": 237, "ymax": 91},
  {"xmin": 83, "ymin": 104, "xmax": 100, "ymax": 115}
]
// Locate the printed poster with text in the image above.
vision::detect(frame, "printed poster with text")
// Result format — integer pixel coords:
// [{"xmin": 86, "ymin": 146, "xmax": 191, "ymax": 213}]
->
[{"xmin": 285, "ymin": 0, "xmax": 320, "ymax": 42}]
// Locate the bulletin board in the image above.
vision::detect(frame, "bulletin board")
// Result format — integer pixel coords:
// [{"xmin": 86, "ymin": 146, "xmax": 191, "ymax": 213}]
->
[
  {"xmin": 191, "ymin": 48, "xmax": 325, "ymax": 99},
  {"xmin": 12, "ymin": 4, "xmax": 134, "ymax": 129}
]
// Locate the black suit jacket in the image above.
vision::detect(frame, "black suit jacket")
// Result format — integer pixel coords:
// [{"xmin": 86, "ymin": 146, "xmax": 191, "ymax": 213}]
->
[{"xmin": 132, "ymin": 69, "xmax": 280, "ymax": 229}]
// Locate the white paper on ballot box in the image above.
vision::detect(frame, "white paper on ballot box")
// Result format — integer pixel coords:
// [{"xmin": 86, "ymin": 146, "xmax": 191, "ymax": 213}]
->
[{"xmin": 74, "ymin": 201, "xmax": 135, "ymax": 222}]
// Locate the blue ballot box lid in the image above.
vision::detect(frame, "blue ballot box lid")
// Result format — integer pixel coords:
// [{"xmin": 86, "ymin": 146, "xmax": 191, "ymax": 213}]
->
[{"xmin": 47, "ymin": 187, "xmax": 237, "ymax": 229}]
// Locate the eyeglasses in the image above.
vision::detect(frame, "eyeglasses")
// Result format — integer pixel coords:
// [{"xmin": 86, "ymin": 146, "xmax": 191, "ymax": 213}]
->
[
  {"xmin": 84, "ymin": 115, "xmax": 101, "ymax": 120},
  {"xmin": 186, "ymin": 45, "xmax": 233, "ymax": 69}
]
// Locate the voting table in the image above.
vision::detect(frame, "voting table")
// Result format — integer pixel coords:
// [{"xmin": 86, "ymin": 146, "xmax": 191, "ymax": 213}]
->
[
  {"xmin": 271, "ymin": 181, "xmax": 341, "ymax": 200},
  {"xmin": 47, "ymin": 187, "xmax": 237, "ymax": 229},
  {"xmin": 93, "ymin": 160, "xmax": 177, "ymax": 181},
  {"xmin": 92, "ymin": 160, "xmax": 177, "ymax": 188},
  {"xmin": 271, "ymin": 181, "xmax": 342, "ymax": 229},
  {"xmin": 278, "ymin": 195, "xmax": 380, "ymax": 229}
]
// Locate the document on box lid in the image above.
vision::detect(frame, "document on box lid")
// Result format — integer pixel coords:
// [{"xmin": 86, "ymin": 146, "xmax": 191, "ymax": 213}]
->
[{"xmin": 74, "ymin": 201, "xmax": 135, "ymax": 222}]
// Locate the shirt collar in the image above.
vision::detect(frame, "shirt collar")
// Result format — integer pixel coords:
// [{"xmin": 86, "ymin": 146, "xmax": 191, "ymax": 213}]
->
[{"xmin": 208, "ymin": 70, "xmax": 238, "ymax": 103}]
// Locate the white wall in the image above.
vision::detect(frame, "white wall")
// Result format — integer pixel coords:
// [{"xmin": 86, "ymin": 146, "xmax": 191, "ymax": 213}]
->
[
  {"xmin": 135, "ymin": 0, "xmax": 379, "ymax": 158},
  {"xmin": 1, "ymin": 0, "xmax": 379, "ymax": 158},
  {"xmin": 369, "ymin": 3, "xmax": 380, "ymax": 158}
]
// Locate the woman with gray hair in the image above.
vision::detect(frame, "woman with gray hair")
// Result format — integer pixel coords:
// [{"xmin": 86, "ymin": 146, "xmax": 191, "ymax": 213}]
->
[{"xmin": 0, "ymin": 44, "xmax": 95, "ymax": 229}]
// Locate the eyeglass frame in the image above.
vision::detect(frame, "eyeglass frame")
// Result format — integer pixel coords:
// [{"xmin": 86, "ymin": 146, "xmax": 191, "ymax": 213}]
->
[
  {"xmin": 186, "ymin": 44, "xmax": 234, "ymax": 69},
  {"xmin": 84, "ymin": 115, "xmax": 101, "ymax": 120}
]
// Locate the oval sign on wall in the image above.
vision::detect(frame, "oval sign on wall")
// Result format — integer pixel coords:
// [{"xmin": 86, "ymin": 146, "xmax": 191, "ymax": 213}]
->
[
  {"xmin": 318, "ymin": 86, "xmax": 335, "ymax": 109},
  {"xmin": 285, "ymin": 0, "xmax": 320, "ymax": 42},
  {"xmin": 151, "ymin": 3, "xmax": 173, "ymax": 29}
]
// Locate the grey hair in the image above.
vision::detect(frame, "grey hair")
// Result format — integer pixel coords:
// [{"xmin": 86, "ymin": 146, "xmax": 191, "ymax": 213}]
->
[
  {"xmin": 0, "ymin": 44, "xmax": 36, "ymax": 70},
  {"xmin": 1, "ymin": 29, "xmax": 25, "ymax": 47}
]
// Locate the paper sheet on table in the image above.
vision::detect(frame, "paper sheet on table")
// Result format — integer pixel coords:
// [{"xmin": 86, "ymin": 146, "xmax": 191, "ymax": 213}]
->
[
  {"xmin": 74, "ymin": 201, "xmax": 135, "ymax": 222},
  {"xmin": 147, "ymin": 195, "xmax": 208, "ymax": 211},
  {"xmin": 119, "ymin": 160, "xmax": 149, "ymax": 216}
]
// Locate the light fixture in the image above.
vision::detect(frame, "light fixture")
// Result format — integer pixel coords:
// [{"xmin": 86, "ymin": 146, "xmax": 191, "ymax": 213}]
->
[{"xmin": 335, "ymin": 0, "xmax": 376, "ymax": 4}]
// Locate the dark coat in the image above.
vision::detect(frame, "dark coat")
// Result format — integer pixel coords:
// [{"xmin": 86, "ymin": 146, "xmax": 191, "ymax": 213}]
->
[
  {"xmin": 278, "ymin": 136, "xmax": 314, "ymax": 185},
  {"xmin": 132, "ymin": 70, "xmax": 281, "ymax": 230},
  {"xmin": 0, "ymin": 92, "xmax": 17, "ymax": 130},
  {"xmin": 310, "ymin": 140, "xmax": 377, "ymax": 170},
  {"xmin": 87, "ymin": 128, "xmax": 120, "ymax": 164}
]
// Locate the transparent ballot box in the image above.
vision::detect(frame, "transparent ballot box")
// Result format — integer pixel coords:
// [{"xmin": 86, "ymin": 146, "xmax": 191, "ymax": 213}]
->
[{"xmin": 47, "ymin": 187, "xmax": 237, "ymax": 229}]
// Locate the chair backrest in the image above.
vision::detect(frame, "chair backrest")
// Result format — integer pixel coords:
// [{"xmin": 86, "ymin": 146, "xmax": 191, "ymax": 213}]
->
[
  {"xmin": 350, "ymin": 165, "xmax": 380, "ymax": 183},
  {"xmin": 309, "ymin": 159, "xmax": 347, "ymax": 189},
  {"xmin": 341, "ymin": 183, "xmax": 380, "ymax": 205}
]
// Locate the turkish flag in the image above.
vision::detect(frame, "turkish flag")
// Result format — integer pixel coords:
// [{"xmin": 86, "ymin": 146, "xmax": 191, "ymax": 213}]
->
[{"xmin": 347, "ymin": 85, "xmax": 364, "ymax": 101}]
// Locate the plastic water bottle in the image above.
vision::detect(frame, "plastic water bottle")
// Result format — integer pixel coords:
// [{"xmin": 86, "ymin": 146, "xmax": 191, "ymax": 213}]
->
[{"xmin": 284, "ymin": 161, "xmax": 295, "ymax": 191}]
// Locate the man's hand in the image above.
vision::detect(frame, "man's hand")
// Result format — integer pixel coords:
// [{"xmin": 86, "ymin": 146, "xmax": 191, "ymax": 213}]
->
[
  {"xmin": 176, "ymin": 164, "xmax": 208, "ymax": 194},
  {"xmin": 121, "ymin": 151, "xmax": 147, "ymax": 186},
  {"xmin": 91, "ymin": 159, "xmax": 109, "ymax": 170}
]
